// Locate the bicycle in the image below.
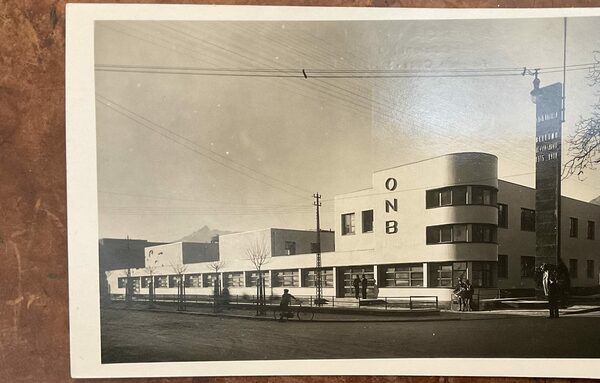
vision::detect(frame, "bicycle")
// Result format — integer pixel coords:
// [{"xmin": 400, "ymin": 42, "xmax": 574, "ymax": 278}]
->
[{"xmin": 273, "ymin": 302, "xmax": 315, "ymax": 321}]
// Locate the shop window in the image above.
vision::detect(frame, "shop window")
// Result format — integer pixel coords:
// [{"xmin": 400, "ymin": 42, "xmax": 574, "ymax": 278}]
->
[
  {"xmin": 203, "ymin": 273, "xmax": 219, "ymax": 287},
  {"xmin": 520, "ymin": 256, "xmax": 535, "ymax": 278},
  {"xmin": 498, "ymin": 255, "xmax": 509, "ymax": 279},
  {"xmin": 341, "ymin": 213, "xmax": 355, "ymax": 235},
  {"xmin": 587, "ymin": 260, "xmax": 594, "ymax": 279},
  {"xmin": 428, "ymin": 262, "xmax": 467, "ymax": 287},
  {"xmin": 302, "ymin": 268, "xmax": 334, "ymax": 288},
  {"xmin": 185, "ymin": 274, "xmax": 202, "ymax": 288},
  {"xmin": 498, "ymin": 203, "xmax": 508, "ymax": 229},
  {"xmin": 362, "ymin": 210, "xmax": 374, "ymax": 233},
  {"xmin": 384, "ymin": 264, "xmax": 423, "ymax": 287},
  {"xmin": 588, "ymin": 221, "xmax": 596, "ymax": 240},
  {"xmin": 141, "ymin": 276, "xmax": 153, "ymax": 288},
  {"xmin": 245, "ymin": 271, "xmax": 271, "ymax": 287},
  {"xmin": 154, "ymin": 275, "xmax": 168, "ymax": 288},
  {"xmin": 284, "ymin": 241, "xmax": 296, "ymax": 255},
  {"xmin": 521, "ymin": 208, "xmax": 535, "ymax": 232},
  {"xmin": 272, "ymin": 269, "xmax": 299, "ymax": 287},
  {"xmin": 570, "ymin": 217, "xmax": 579, "ymax": 238},
  {"xmin": 224, "ymin": 272, "xmax": 244, "ymax": 287},
  {"xmin": 569, "ymin": 259, "xmax": 578, "ymax": 279}
]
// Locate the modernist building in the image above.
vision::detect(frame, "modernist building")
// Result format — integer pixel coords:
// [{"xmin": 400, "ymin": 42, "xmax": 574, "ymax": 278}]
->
[{"xmin": 106, "ymin": 152, "xmax": 600, "ymax": 304}]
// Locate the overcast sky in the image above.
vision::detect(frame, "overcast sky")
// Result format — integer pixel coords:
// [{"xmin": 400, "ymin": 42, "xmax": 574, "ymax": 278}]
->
[{"xmin": 95, "ymin": 17, "xmax": 600, "ymax": 242}]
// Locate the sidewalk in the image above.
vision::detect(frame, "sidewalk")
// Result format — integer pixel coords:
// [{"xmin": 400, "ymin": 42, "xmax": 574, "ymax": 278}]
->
[
  {"xmin": 107, "ymin": 302, "xmax": 457, "ymax": 323},
  {"xmin": 443, "ymin": 304, "xmax": 600, "ymax": 319}
]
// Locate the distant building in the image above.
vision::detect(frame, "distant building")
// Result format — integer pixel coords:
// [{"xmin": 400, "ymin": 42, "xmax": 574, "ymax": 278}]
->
[{"xmin": 105, "ymin": 153, "xmax": 600, "ymax": 305}]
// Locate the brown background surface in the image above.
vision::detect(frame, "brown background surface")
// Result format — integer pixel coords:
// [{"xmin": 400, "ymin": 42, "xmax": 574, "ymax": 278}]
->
[{"xmin": 2, "ymin": 0, "xmax": 600, "ymax": 381}]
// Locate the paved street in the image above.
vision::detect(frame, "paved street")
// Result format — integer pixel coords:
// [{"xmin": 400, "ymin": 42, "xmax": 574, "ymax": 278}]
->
[{"xmin": 101, "ymin": 307, "xmax": 600, "ymax": 363}]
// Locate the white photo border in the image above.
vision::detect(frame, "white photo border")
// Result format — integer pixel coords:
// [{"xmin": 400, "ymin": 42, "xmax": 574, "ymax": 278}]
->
[{"xmin": 66, "ymin": 3, "xmax": 600, "ymax": 379}]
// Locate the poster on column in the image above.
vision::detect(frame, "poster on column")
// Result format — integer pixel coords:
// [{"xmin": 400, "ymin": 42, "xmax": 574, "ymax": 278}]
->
[{"xmin": 66, "ymin": 3, "xmax": 600, "ymax": 379}]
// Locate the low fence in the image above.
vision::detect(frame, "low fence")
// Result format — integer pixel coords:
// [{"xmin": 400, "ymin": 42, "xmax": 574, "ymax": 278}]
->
[{"xmin": 110, "ymin": 293, "xmax": 439, "ymax": 310}]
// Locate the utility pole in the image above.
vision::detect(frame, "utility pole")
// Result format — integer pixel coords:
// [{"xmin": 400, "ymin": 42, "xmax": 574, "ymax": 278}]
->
[{"xmin": 313, "ymin": 193, "xmax": 323, "ymax": 306}]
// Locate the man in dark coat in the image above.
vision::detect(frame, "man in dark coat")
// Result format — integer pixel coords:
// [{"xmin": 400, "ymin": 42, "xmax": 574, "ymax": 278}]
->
[
  {"xmin": 361, "ymin": 274, "xmax": 368, "ymax": 299},
  {"xmin": 353, "ymin": 275, "xmax": 361, "ymax": 299}
]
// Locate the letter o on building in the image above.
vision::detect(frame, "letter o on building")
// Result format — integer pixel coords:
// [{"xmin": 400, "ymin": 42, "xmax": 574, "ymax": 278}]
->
[{"xmin": 385, "ymin": 177, "xmax": 397, "ymax": 191}]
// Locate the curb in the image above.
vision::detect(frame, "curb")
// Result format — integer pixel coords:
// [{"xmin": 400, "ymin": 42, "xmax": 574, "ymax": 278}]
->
[{"xmin": 113, "ymin": 307, "xmax": 460, "ymax": 323}]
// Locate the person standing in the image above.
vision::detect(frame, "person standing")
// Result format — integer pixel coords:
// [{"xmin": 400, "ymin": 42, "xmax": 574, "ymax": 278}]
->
[
  {"xmin": 464, "ymin": 280, "xmax": 474, "ymax": 311},
  {"xmin": 361, "ymin": 274, "xmax": 368, "ymax": 299},
  {"xmin": 353, "ymin": 275, "xmax": 361, "ymax": 299}
]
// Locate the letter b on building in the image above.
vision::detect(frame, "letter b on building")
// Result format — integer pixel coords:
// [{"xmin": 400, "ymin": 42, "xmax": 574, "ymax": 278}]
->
[{"xmin": 386, "ymin": 220, "xmax": 398, "ymax": 234}]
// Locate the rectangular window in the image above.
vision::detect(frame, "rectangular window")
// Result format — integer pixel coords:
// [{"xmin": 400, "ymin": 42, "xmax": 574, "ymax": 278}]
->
[
  {"xmin": 341, "ymin": 213, "xmax": 355, "ymax": 235},
  {"xmin": 168, "ymin": 275, "xmax": 182, "ymax": 288},
  {"xmin": 427, "ymin": 224, "xmax": 496, "ymax": 244},
  {"xmin": 453, "ymin": 186, "xmax": 468, "ymax": 205},
  {"xmin": 141, "ymin": 276, "xmax": 153, "ymax": 288},
  {"xmin": 440, "ymin": 189, "xmax": 452, "ymax": 206},
  {"xmin": 203, "ymin": 273, "xmax": 219, "ymax": 288},
  {"xmin": 569, "ymin": 259, "xmax": 578, "ymax": 279},
  {"xmin": 154, "ymin": 275, "xmax": 168, "ymax": 288},
  {"xmin": 384, "ymin": 264, "xmax": 424, "ymax": 287},
  {"xmin": 440, "ymin": 226, "xmax": 453, "ymax": 243},
  {"xmin": 471, "ymin": 262, "xmax": 495, "ymax": 288},
  {"xmin": 185, "ymin": 274, "xmax": 202, "ymax": 288},
  {"xmin": 570, "ymin": 217, "xmax": 579, "ymax": 238},
  {"xmin": 302, "ymin": 268, "xmax": 334, "ymax": 288},
  {"xmin": 587, "ymin": 260, "xmax": 594, "ymax": 279},
  {"xmin": 498, "ymin": 203, "xmax": 508, "ymax": 229},
  {"xmin": 362, "ymin": 210, "xmax": 374, "ymax": 233},
  {"xmin": 284, "ymin": 241, "xmax": 296, "ymax": 255},
  {"xmin": 272, "ymin": 269, "xmax": 299, "ymax": 287},
  {"xmin": 520, "ymin": 256, "xmax": 535, "ymax": 278},
  {"xmin": 587, "ymin": 221, "xmax": 595, "ymax": 240},
  {"xmin": 521, "ymin": 208, "xmax": 535, "ymax": 232},
  {"xmin": 452, "ymin": 224, "xmax": 468, "ymax": 242},
  {"xmin": 245, "ymin": 271, "xmax": 271, "ymax": 287},
  {"xmin": 498, "ymin": 254, "xmax": 509, "ymax": 279},
  {"xmin": 117, "ymin": 277, "xmax": 127, "ymax": 289},
  {"xmin": 428, "ymin": 262, "xmax": 467, "ymax": 287},
  {"xmin": 224, "ymin": 272, "xmax": 244, "ymax": 287}
]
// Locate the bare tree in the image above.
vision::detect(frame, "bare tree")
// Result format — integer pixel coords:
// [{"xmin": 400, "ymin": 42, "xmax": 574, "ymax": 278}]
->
[
  {"xmin": 207, "ymin": 260, "xmax": 225, "ymax": 274},
  {"xmin": 246, "ymin": 236, "xmax": 270, "ymax": 274},
  {"xmin": 563, "ymin": 52, "xmax": 600, "ymax": 179}
]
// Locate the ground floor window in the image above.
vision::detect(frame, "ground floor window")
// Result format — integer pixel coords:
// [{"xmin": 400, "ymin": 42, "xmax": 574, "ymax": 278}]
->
[
  {"xmin": 429, "ymin": 262, "xmax": 467, "ymax": 287},
  {"xmin": 185, "ymin": 274, "xmax": 202, "ymax": 288},
  {"xmin": 471, "ymin": 262, "xmax": 496, "ymax": 287},
  {"xmin": 154, "ymin": 275, "xmax": 168, "ymax": 288},
  {"xmin": 224, "ymin": 272, "xmax": 244, "ymax": 287},
  {"xmin": 272, "ymin": 269, "xmax": 299, "ymax": 287},
  {"xmin": 118, "ymin": 277, "xmax": 127, "ymax": 288},
  {"xmin": 168, "ymin": 275, "xmax": 183, "ymax": 288},
  {"xmin": 340, "ymin": 266, "xmax": 374, "ymax": 297},
  {"xmin": 302, "ymin": 268, "xmax": 334, "ymax": 288},
  {"xmin": 383, "ymin": 264, "xmax": 424, "ymax": 287},
  {"xmin": 141, "ymin": 276, "xmax": 153, "ymax": 288},
  {"xmin": 520, "ymin": 256, "xmax": 535, "ymax": 278},
  {"xmin": 246, "ymin": 271, "xmax": 271, "ymax": 287},
  {"xmin": 203, "ymin": 273, "xmax": 219, "ymax": 288}
]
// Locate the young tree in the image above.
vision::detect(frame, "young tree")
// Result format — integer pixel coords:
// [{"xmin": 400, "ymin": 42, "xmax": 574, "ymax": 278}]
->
[
  {"xmin": 207, "ymin": 261, "xmax": 225, "ymax": 312},
  {"xmin": 144, "ymin": 253, "xmax": 159, "ymax": 307},
  {"xmin": 170, "ymin": 262, "xmax": 188, "ymax": 311},
  {"xmin": 563, "ymin": 52, "xmax": 600, "ymax": 179},
  {"xmin": 246, "ymin": 236, "xmax": 271, "ymax": 314}
]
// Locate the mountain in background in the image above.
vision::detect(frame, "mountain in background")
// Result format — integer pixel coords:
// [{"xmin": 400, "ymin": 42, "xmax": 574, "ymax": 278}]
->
[
  {"xmin": 176, "ymin": 225, "xmax": 235, "ymax": 243},
  {"xmin": 591, "ymin": 196, "xmax": 600, "ymax": 206}
]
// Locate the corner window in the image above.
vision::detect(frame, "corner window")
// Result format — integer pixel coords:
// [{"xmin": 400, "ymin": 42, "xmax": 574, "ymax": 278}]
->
[
  {"xmin": 341, "ymin": 213, "xmax": 355, "ymax": 235},
  {"xmin": 570, "ymin": 217, "xmax": 579, "ymax": 238},
  {"xmin": 362, "ymin": 210, "xmax": 374, "ymax": 233},
  {"xmin": 426, "ymin": 185, "xmax": 496, "ymax": 209},
  {"xmin": 426, "ymin": 224, "xmax": 497, "ymax": 244},
  {"xmin": 520, "ymin": 208, "xmax": 535, "ymax": 232},
  {"xmin": 498, "ymin": 203, "xmax": 508, "ymax": 229}
]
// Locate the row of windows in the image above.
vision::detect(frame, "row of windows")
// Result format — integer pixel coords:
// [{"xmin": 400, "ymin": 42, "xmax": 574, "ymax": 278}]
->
[
  {"xmin": 426, "ymin": 186, "xmax": 497, "ymax": 209},
  {"xmin": 117, "ymin": 269, "xmax": 334, "ymax": 289},
  {"xmin": 536, "ymin": 131, "xmax": 559, "ymax": 143},
  {"xmin": 498, "ymin": 255, "xmax": 596, "ymax": 280},
  {"xmin": 569, "ymin": 217, "xmax": 596, "ymax": 239},
  {"xmin": 426, "ymin": 224, "xmax": 498, "ymax": 244}
]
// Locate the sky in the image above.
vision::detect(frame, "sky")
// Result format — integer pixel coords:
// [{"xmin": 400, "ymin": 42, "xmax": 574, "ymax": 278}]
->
[{"xmin": 95, "ymin": 17, "xmax": 600, "ymax": 242}]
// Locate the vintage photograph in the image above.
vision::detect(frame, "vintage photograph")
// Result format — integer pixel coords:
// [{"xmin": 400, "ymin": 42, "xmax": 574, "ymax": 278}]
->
[{"xmin": 77, "ymin": 6, "xmax": 600, "ymax": 373}]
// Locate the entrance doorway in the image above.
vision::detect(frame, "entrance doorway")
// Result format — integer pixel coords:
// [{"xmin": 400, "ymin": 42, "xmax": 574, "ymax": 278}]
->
[{"xmin": 337, "ymin": 266, "xmax": 375, "ymax": 298}]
